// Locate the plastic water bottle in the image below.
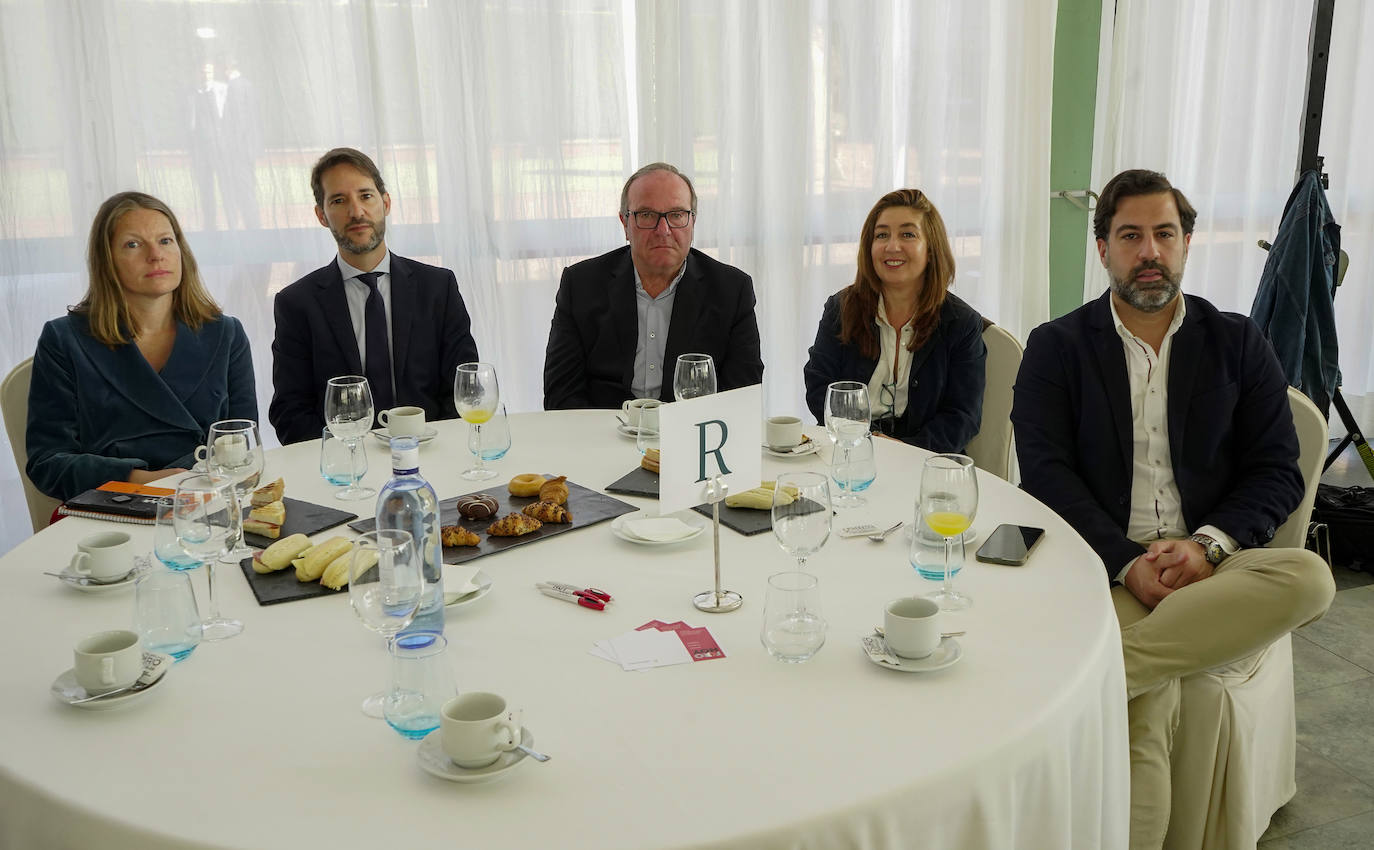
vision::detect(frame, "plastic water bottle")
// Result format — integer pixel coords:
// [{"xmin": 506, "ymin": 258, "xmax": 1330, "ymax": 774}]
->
[{"xmin": 375, "ymin": 436, "xmax": 444, "ymax": 638}]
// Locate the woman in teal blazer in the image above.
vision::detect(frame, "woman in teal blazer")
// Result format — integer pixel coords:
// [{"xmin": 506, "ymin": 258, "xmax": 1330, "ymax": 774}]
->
[{"xmin": 26, "ymin": 192, "xmax": 257, "ymax": 502}]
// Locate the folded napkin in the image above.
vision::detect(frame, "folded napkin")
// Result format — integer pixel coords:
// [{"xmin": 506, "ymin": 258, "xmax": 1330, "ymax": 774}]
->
[
  {"xmin": 443, "ymin": 564, "xmax": 482, "ymax": 603},
  {"xmin": 625, "ymin": 517, "xmax": 697, "ymax": 542}
]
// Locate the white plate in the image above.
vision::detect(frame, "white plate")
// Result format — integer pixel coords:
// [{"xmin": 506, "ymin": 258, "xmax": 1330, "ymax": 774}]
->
[
  {"xmin": 610, "ymin": 513, "xmax": 705, "ymax": 546},
  {"xmin": 444, "ymin": 569, "xmax": 493, "ymax": 608},
  {"xmin": 418, "ymin": 726, "xmax": 533, "ymax": 783},
  {"xmin": 371, "ymin": 426, "xmax": 439, "ymax": 445},
  {"xmin": 864, "ymin": 636, "xmax": 963, "ymax": 673},
  {"xmin": 616, "ymin": 422, "xmax": 646, "ymax": 440},
  {"xmin": 50, "ymin": 657, "xmax": 171, "ymax": 710},
  {"xmin": 763, "ymin": 436, "xmax": 820, "ymax": 459}
]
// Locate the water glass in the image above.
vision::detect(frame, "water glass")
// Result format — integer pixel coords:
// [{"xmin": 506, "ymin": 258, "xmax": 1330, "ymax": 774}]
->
[
  {"xmin": 760, "ymin": 571, "xmax": 827, "ymax": 662},
  {"xmin": 910, "ymin": 526, "xmax": 964, "ymax": 581},
  {"xmin": 673, "ymin": 353, "xmax": 717, "ymax": 401},
  {"xmin": 134, "ymin": 569, "xmax": 202, "ymax": 662},
  {"xmin": 384, "ymin": 633, "xmax": 456, "ymax": 740},
  {"xmin": 772, "ymin": 471, "xmax": 832, "ymax": 571},
  {"xmin": 830, "ymin": 432, "xmax": 876, "ymax": 508},
  {"xmin": 153, "ymin": 498, "xmax": 202, "ymax": 571},
  {"xmin": 636, "ymin": 400, "xmax": 662, "ymax": 456},
  {"xmin": 320, "ymin": 426, "xmax": 366, "ymax": 489},
  {"xmin": 469, "ymin": 403, "xmax": 512, "ymax": 462}
]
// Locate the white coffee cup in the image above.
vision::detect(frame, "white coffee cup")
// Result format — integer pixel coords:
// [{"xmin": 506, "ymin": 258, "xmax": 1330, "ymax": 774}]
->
[
  {"xmin": 440, "ymin": 692, "xmax": 523, "ymax": 769},
  {"xmin": 73, "ymin": 629, "xmax": 142, "ymax": 694},
  {"xmin": 622, "ymin": 398, "xmax": 658, "ymax": 428},
  {"xmin": 194, "ymin": 432, "xmax": 249, "ymax": 467},
  {"xmin": 884, "ymin": 597, "xmax": 941, "ymax": 659},
  {"xmin": 379, "ymin": 405, "xmax": 426, "ymax": 437},
  {"xmin": 766, "ymin": 415, "xmax": 804, "ymax": 449},
  {"xmin": 69, "ymin": 532, "xmax": 134, "ymax": 582}
]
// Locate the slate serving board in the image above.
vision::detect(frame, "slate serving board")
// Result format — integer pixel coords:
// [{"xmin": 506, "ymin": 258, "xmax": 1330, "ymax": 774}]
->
[
  {"xmin": 690, "ymin": 497, "xmax": 828, "ymax": 536},
  {"xmin": 605, "ymin": 466, "xmax": 659, "ymax": 498},
  {"xmin": 348, "ymin": 478, "xmax": 637, "ymax": 565},
  {"xmin": 237, "ymin": 553, "xmax": 348, "ymax": 605},
  {"xmin": 242, "ymin": 496, "xmax": 358, "ymax": 550}
]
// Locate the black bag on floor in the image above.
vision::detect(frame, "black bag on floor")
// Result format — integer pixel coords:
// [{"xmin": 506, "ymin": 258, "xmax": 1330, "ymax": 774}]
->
[{"xmin": 1311, "ymin": 484, "xmax": 1374, "ymax": 570}]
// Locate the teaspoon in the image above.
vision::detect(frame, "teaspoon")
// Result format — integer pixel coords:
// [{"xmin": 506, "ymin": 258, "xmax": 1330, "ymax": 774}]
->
[{"xmin": 515, "ymin": 743, "xmax": 551, "ymax": 763}]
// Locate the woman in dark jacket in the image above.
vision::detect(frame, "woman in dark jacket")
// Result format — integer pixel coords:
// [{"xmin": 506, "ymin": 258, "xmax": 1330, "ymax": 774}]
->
[
  {"xmin": 803, "ymin": 188, "xmax": 985, "ymax": 453},
  {"xmin": 27, "ymin": 191, "xmax": 257, "ymax": 501}
]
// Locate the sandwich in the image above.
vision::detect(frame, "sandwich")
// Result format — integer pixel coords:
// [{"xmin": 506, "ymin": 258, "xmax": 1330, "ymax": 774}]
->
[
  {"xmin": 243, "ymin": 499, "xmax": 285, "ymax": 539},
  {"xmin": 251, "ymin": 477, "xmax": 284, "ymax": 508}
]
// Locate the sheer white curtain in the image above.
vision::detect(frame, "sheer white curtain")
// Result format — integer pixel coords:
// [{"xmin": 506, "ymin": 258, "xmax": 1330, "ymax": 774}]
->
[
  {"xmin": 0, "ymin": 0, "xmax": 1054, "ymax": 554},
  {"xmin": 1092, "ymin": 0, "xmax": 1374, "ymax": 398}
]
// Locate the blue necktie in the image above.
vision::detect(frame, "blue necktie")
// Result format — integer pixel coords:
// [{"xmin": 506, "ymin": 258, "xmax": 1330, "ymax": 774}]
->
[{"xmin": 357, "ymin": 272, "xmax": 395, "ymax": 415}]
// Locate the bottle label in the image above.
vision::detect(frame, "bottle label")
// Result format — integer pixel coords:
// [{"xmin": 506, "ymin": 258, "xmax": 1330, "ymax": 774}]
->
[{"xmin": 390, "ymin": 441, "xmax": 421, "ymax": 475}]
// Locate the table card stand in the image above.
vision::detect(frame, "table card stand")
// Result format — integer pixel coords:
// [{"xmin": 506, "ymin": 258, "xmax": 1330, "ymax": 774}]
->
[{"xmin": 693, "ymin": 476, "xmax": 742, "ymax": 613}]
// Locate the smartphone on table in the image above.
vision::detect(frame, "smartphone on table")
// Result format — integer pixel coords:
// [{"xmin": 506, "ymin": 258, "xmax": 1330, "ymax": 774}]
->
[{"xmin": 974, "ymin": 524, "xmax": 1046, "ymax": 566}]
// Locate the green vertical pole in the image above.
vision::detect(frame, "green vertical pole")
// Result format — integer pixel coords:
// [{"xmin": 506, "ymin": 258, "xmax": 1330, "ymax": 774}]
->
[{"xmin": 1048, "ymin": 0, "xmax": 1104, "ymax": 319}]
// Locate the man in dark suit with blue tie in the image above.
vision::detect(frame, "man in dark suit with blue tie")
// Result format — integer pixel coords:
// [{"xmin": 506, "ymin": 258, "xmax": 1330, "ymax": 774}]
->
[
  {"xmin": 269, "ymin": 148, "xmax": 478, "ymax": 445},
  {"xmin": 542, "ymin": 162, "xmax": 764, "ymax": 409}
]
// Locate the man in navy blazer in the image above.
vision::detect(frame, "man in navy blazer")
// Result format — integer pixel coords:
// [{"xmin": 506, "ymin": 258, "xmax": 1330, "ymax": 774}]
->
[
  {"xmin": 1012, "ymin": 170, "xmax": 1334, "ymax": 848},
  {"xmin": 543, "ymin": 163, "xmax": 763, "ymax": 409},
  {"xmin": 270, "ymin": 148, "xmax": 477, "ymax": 445}
]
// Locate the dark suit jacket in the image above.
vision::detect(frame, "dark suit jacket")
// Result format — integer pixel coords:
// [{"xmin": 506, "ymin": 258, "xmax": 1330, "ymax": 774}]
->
[
  {"xmin": 269, "ymin": 254, "xmax": 478, "ymax": 445},
  {"xmin": 542, "ymin": 247, "xmax": 764, "ymax": 409},
  {"xmin": 1011, "ymin": 292, "xmax": 1303, "ymax": 580},
  {"xmin": 27, "ymin": 313, "xmax": 258, "ymax": 501},
  {"xmin": 802, "ymin": 292, "xmax": 986, "ymax": 453}
]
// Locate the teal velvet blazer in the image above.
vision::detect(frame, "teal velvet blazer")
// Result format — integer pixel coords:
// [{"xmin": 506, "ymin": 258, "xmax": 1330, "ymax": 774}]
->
[{"xmin": 26, "ymin": 312, "xmax": 257, "ymax": 501}]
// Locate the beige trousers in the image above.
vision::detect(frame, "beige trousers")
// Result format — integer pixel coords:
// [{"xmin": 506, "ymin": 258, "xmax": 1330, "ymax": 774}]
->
[{"xmin": 1110, "ymin": 546, "xmax": 1335, "ymax": 850}]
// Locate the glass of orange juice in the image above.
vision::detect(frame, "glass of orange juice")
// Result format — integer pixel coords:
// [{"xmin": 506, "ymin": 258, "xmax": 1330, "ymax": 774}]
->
[{"xmin": 919, "ymin": 454, "xmax": 978, "ymax": 611}]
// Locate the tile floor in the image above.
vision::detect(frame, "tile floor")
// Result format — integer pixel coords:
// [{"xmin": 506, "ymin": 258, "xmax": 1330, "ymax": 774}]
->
[{"xmin": 1259, "ymin": 392, "xmax": 1374, "ymax": 847}]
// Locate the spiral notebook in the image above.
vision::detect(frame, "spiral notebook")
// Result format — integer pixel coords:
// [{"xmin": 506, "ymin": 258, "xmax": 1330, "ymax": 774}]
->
[{"xmin": 56, "ymin": 481, "xmax": 176, "ymax": 525}]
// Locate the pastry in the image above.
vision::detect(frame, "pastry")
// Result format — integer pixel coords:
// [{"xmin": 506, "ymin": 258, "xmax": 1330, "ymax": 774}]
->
[
  {"xmin": 508, "ymin": 473, "xmax": 545, "ymax": 497},
  {"xmin": 487, "ymin": 512, "xmax": 543, "ymax": 537},
  {"xmin": 251, "ymin": 533, "xmax": 311, "ymax": 574},
  {"xmin": 243, "ymin": 499, "xmax": 285, "ymax": 539},
  {"xmin": 321, "ymin": 548, "xmax": 373, "ymax": 591},
  {"xmin": 538, "ymin": 475, "xmax": 569, "ymax": 505},
  {"xmin": 456, "ymin": 493, "xmax": 499, "ymax": 520},
  {"xmin": 293, "ymin": 536, "xmax": 352, "ymax": 582},
  {"xmin": 640, "ymin": 448, "xmax": 660, "ymax": 473},
  {"xmin": 440, "ymin": 525, "xmax": 481, "ymax": 547},
  {"xmin": 522, "ymin": 500, "xmax": 572, "ymax": 523},
  {"xmin": 251, "ymin": 477, "xmax": 284, "ymax": 508},
  {"xmin": 724, "ymin": 482, "xmax": 801, "ymax": 510}
]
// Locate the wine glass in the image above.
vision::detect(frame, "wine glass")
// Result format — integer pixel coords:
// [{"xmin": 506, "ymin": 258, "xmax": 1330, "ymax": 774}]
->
[
  {"xmin": 830, "ymin": 432, "xmax": 876, "ymax": 508},
  {"xmin": 469, "ymin": 403, "xmax": 512, "ymax": 463},
  {"xmin": 920, "ymin": 454, "xmax": 979, "ymax": 611},
  {"xmin": 348, "ymin": 529, "xmax": 423, "ymax": 718},
  {"xmin": 454, "ymin": 362, "xmax": 500, "ymax": 480},
  {"xmin": 635, "ymin": 400, "xmax": 662, "ymax": 458},
  {"xmin": 172, "ymin": 474, "xmax": 241, "ymax": 640},
  {"xmin": 153, "ymin": 498, "xmax": 203, "ymax": 571},
  {"xmin": 324, "ymin": 375, "xmax": 376, "ymax": 500},
  {"xmin": 673, "ymin": 353, "xmax": 717, "ymax": 401},
  {"xmin": 203, "ymin": 419, "xmax": 264, "ymax": 561},
  {"xmin": 771, "ymin": 471, "xmax": 832, "ymax": 571},
  {"xmin": 825, "ymin": 381, "xmax": 871, "ymax": 508}
]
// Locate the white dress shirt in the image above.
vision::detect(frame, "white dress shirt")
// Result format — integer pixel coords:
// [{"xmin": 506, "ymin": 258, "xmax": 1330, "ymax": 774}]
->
[
  {"xmin": 337, "ymin": 253, "xmax": 394, "ymax": 376},
  {"xmin": 1110, "ymin": 296, "xmax": 1238, "ymax": 582},
  {"xmin": 867, "ymin": 295, "xmax": 915, "ymax": 419},
  {"xmin": 632, "ymin": 259, "xmax": 688, "ymax": 399}
]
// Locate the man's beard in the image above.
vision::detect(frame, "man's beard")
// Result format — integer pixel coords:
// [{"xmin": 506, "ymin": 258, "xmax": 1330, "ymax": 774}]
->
[
  {"xmin": 331, "ymin": 217, "xmax": 385, "ymax": 255},
  {"xmin": 1109, "ymin": 260, "xmax": 1181, "ymax": 313}
]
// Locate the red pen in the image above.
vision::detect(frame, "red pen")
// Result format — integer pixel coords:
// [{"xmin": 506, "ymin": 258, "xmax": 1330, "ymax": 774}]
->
[
  {"xmin": 537, "ymin": 582, "xmax": 613, "ymax": 603},
  {"xmin": 538, "ymin": 586, "xmax": 606, "ymax": 611}
]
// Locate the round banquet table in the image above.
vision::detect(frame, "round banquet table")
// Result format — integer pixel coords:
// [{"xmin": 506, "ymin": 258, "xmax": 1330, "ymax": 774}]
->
[{"xmin": 0, "ymin": 410, "xmax": 1128, "ymax": 850}]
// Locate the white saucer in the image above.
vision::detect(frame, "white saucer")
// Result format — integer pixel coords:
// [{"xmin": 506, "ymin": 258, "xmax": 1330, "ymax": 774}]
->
[
  {"xmin": 418, "ymin": 726, "xmax": 533, "ymax": 783},
  {"xmin": 865, "ymin": 636, "xmax": 963, "ymax": 673},
  {"xmin": 371, "ymin": 426, "xmax": 439, "ymax": 445},
  {"xmin": 610, "ymin": 513, "xmax": 705, "ymax": 546},
  {"xmin": 50, "ymin": 656, "xmax": 172, "ymax": 710},
  {"xmin": 444, "ymin": 569, "xmax": 493, "ymax": 607},
  {"xmin": 616, "ymin": 422, "xmax": 646, "ymax": 439},
  {"xmin": 763, "ymin": 436, "xmax": 820, "ymax": 458},
  {"xmin": 52, "ymin": 567, "xmax": 139, "ymax": 594}
]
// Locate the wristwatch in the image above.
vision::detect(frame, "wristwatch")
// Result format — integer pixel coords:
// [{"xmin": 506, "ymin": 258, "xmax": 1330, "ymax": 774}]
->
[{"xmin": 1189, "ymin": 533, "xmax": 1227, "ymax": 566}]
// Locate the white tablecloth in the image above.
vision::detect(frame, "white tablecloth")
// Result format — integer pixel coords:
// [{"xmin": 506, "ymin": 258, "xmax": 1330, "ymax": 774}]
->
[{"xmin": 0, "ymin": 410, "xmax": 1128, "ymax": 850}]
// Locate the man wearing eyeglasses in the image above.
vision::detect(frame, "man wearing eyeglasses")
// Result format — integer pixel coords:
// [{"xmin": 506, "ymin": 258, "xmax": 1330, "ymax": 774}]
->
[{"xmin": 542, "ymin": 162, "xmax": 763, "ymax": 409}]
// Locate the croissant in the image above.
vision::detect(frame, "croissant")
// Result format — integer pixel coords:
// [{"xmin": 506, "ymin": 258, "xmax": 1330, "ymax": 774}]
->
[
  {"xmin": 440, "ymin": 525, "xmax": 481, "ymax": 547},
  {"xmin": 538, "ymin": 475, "xmax": 569, "ymax": 505},
  {"xmin": 487, "ymin": 512, "xmax": 543, "ymax": 537},
  {"xmin": 522, "ymin": 500, "xmax": 573, "ymax": 523}
]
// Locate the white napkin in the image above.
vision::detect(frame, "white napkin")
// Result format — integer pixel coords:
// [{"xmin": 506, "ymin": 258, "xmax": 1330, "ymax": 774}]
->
[
  {"xmin": 443, "ymin": 564, "xmax": 482, "ymax": 603},
  {"xmin": 624, "ymin": 517, "xmax": 697, "ymax": 542}
]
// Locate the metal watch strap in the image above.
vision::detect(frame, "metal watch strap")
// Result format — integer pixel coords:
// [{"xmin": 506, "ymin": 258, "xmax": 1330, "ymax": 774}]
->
[{"xmin": 1189, "ymin": 533, "xmax": 1227, "ymax": 565}]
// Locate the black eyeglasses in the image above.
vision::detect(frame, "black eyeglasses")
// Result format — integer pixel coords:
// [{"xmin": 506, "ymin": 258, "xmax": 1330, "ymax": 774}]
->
[
  {"xmin": 626, "ymin": 209, "xmax": 694, "ymax": 229},
  {"xmin": 873, "ymin": 381, "xmax": 899, "ymax": 436}
]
